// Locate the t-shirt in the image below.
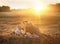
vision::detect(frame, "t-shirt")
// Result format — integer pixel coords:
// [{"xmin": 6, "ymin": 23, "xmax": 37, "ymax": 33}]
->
[{"xmin": 15, "ymin": 28, "xmax": 21, "ymax": 34}]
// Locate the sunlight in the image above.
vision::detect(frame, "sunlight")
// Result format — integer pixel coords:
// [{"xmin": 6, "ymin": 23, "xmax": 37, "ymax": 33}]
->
[
  {"xmin": 10, "ymin": 5, "xmax": 29, "ymax": 9},
  {"xmin": 33, "ymin": 0, "xmax": 47, "ymax": 12}
]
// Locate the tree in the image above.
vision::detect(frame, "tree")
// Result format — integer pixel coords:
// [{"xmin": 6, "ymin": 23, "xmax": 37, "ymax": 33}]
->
[{"xmin": 0, "ymin": 6, "xmax": 10, "ymax": 12}]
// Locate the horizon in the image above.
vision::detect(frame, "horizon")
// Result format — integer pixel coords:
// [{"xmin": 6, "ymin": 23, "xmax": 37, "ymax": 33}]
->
[
  {"xmin": 0, "ymin": 3, "xmax": 59, "ymax": 10},
  {"xmin": 0, "ymin": 3, "xmax": 59, "ymax": 9},
  {"xmin": 0, "ymin": 0, "xmax": 60, "ymax": 9}
]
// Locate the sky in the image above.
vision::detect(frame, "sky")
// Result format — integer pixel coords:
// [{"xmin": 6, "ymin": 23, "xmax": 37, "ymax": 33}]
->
[{"xmin": 0, "ymin": 0, "xmax": 60, "ymax": 9}]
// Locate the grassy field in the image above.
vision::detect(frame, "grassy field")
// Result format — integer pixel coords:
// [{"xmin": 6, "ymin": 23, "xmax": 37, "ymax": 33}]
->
[{"xmin": 0, "ymin": 12, "xmax": 60, "ymax": 44}]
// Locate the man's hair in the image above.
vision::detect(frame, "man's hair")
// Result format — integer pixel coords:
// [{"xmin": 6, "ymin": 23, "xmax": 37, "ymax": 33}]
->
[{"xmin": 23, "ymin": 21, "xmax": 28, "ymax": 23}]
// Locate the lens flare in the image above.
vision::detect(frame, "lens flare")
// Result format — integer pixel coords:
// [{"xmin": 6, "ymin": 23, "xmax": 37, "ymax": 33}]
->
[{"xmin": 33, "ymin": 0, "xmax": 47, "ymax": 12}]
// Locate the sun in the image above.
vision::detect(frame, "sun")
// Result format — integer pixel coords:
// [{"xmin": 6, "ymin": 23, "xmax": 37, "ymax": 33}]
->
[{"xmin": 33, "ymin": 0, "xmax": 47, "ymax": 12}]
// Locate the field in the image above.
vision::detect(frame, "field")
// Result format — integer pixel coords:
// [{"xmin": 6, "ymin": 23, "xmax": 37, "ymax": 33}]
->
[{"xmin": 0, "ymin": 11, "xmax": 60, "ymax": 44}]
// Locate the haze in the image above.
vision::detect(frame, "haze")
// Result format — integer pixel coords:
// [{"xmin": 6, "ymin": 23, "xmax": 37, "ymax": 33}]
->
[{"xmin": 0, "ymin": 0, "xmax": 60, "ymax": 9}]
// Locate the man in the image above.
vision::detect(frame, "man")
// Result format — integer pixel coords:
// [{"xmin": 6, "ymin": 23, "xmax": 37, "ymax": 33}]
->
[{"xmin": 23, "ymin": 21, "xmax": 41, "ymax": 37}]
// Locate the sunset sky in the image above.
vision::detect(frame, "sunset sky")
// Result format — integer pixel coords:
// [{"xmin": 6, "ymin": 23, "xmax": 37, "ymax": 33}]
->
[{"xmin": 0, "ymin": 0, "xmax": 60, "ymax": 9}]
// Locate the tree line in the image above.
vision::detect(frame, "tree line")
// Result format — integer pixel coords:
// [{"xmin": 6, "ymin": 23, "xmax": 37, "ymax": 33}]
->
[
  {"xmin": 0, "ymin": 6, "xmax": 10, "ymax": 12},
  {"xmin": 47, "ymin": 3, "xmax": 60, "ymax": 12}
]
